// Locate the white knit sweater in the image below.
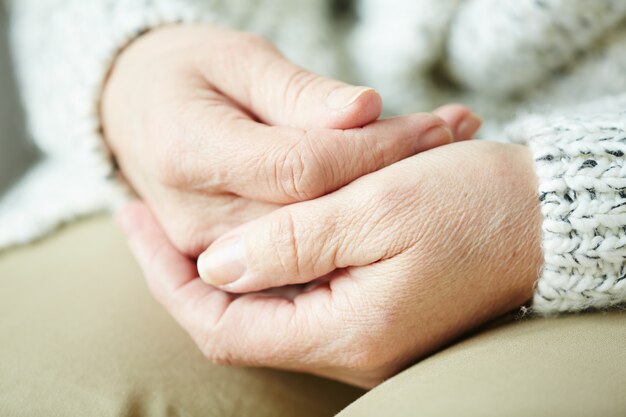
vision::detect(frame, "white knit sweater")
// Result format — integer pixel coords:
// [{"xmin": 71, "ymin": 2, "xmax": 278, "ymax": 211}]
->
[{"xmin": 2, "ymin": 0, "xmax": 626, "ymax": 314}]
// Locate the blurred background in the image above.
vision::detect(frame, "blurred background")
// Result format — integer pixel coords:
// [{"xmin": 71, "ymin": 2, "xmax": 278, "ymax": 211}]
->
[{"xmin": 0, "ymin": 3, "xmax": 39, "ymax": 197}]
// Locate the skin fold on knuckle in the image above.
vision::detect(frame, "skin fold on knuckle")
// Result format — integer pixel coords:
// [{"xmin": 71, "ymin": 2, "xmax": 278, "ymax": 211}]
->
[
  {"xmin": 196, "ymin": 312, "xmax": 247, "ymax": 367},
  {"xmin": 265, "ymin": 212, "xmax": 302, "ymax": 278},
  {"xmin": 272, "ymin": 134, "xmax": 328, "ymax": 202},
  {"xmin": 202, "ymin": 340, "xmax": 238, "ymax": 367},
  {"xmin": 162, "ymin": 211, "xmax": 211, "ymax": 257},
  {"xmin": 260, "ymin": 202, "xmax": 339, "ymax": 282}
]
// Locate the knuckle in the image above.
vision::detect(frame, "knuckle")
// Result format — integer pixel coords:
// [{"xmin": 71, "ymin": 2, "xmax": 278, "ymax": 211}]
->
[
  {"xmin": 269, "ymin": 212, "xmax": 302, "ymax": 276},
  {"xmin": 205, "ymin": 347, "xmax": 238, "ymax": 367},
  {"xmin": 196, "ymin": 325, "xmax": 240, "ymax": 367},
  {"xmin": 274, "ymin": 136, "xmax": 327, "ymax": 201},
  {"xmin": 166, "ymin": 218, "xmax": 210, "ymax": 257},
  {"xmin": 269, "ymin": 209, "xmax": 334, "ymax": 278}
]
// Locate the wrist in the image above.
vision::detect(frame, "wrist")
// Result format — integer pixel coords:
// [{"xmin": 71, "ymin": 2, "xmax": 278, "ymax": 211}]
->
[{"xmin": 500, "ymin": 143, "xmax": 544, "ymax": 304}]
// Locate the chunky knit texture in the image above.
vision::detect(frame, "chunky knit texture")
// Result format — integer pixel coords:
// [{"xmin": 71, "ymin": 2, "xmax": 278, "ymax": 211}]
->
[
  {"xmin": 507, "ymin": 96, "xmax": 626, "ymax": 313},
  {"xmin": 3, "ymin": 0, "xmax": 626, "ymax": 314}
]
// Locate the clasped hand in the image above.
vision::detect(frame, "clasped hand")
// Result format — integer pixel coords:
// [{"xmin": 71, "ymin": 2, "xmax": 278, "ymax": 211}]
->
[{"xmin": 108, "ymin": 26, "xmax": 543, "ymax": 388}]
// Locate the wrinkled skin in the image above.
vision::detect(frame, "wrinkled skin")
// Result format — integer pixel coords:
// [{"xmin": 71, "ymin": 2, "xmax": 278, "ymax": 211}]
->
[
  {"xmin": 119, "ymin": 140, "xmax": 543, "ymax": 389},
  {"xmin": 103, "ymin": 25, "xmax": 480, "ymax": 256}
]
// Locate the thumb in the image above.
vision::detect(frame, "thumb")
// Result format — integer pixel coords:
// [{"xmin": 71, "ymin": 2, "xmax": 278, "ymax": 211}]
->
[
  {"xmin": 259, "ymin": 63, "xmax": 383, "ymax": 129},
  {"xmin": 196, "ymin": 187, "xmax": 390, "ymax": 293},
  {"xmin": 201, "ymin": 28, "xmax": 382, "ymax": 129}
]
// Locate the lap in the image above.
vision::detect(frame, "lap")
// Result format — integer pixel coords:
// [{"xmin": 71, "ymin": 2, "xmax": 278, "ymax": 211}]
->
[
  {"xmin": 0, "ymin": 215, "xmax": 363, "ymax": 416},
  {"xmin": 340, "ymin": 309, "xmax": 626, "ymax": 417},
  {"xmin": 3, "ymin": 215, "xmax": 625, "ymax": 417}
]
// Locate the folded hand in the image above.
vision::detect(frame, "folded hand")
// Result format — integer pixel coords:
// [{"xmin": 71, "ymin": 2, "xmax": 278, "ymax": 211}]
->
[{"xmin": 119, "ymin": 140, "xmax": 543, "ymax": 388}]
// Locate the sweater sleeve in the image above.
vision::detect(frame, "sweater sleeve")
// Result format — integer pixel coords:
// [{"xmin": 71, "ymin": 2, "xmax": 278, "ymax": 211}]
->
[
  {"xmin": 0, "ymin": 0, "xmax": 332, "ymax": 249},
  {"xmin": 447, "ymin": 0, "xmax": 626, "ymax": 97},
  {"xmin": 7, "ymin": 0, "xmax": 219, "ymax": 160},
  {"xmin": 506, "ymin": 94, "xmax": 626, "ymax": 314}
]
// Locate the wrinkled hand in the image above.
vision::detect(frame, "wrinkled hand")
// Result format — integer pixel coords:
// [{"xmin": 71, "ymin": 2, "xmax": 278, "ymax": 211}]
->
[
  {"xmin": 103, "ymin": 25, "xmax": 481, "ymax": 256},
  {"xmin": 118, "ymin": 140, "xmax": 543, "ymax": 388}
]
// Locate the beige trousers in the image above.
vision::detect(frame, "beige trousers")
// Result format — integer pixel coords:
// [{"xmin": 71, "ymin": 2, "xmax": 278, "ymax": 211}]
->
[{"xmin": 1, "ymin": 216, "xmax": 625, "ymax": 416}]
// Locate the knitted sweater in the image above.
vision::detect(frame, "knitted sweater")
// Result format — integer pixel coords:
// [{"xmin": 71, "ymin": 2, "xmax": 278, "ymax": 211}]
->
[{"xmin": 2, "ymin": 0, "xmax": 626, "ymax": 314}]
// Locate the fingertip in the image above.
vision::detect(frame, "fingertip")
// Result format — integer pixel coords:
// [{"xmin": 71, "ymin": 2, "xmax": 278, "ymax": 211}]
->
[
  {"xmin": 196, "ymin": 234, "xmax": 246, "ymax": 288},
  {"xmin": 432, "ymin": 103, "xmax": 482, "ymax": 140},
  {"xmin": 404, "ymin": 112, "xmax": 451, "ymax": 136},
  {"xmin": 456, "ymin": 113, "xmax": 482, "ymax": 140},
  {"xmin": 418, "ymin": 124, "xmax": 454, "ymax": 151},
  {"xmin": 349, "ymin": 87, "xmax": 382, "ymax": 116},
  {"xmin": 352, "ymin": 88, "xmax": 383, "ymax": 126},
  {"xmin": 324, "ymin": 87, "xmax": 382, "ymax": 129}
]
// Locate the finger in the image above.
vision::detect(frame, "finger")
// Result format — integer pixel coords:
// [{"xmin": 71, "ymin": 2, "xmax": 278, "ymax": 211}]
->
[
  {"xmin": 178, "ymin": 90, "xmax": 451, "ymax": 204},
  {"xmin": 116, "ymin": 201, "xmax": 233, "ymax": 334},
  {"xmin": 432, "ymin": 104, "xmax": 482, "ymax": 140},
  {"xmin": 145, "ymin": 187, "xmax": 280, "ymax": 258},
  {"xmin": 117, "ymin": 201, "xmax": 334, "ymax": 370},
  {"xmin": 196, "ymin": 26, "xmax": 382, "ymax": 129},
  {"xmin": 203, "ymin": 287, "xmax": 338, "ymax": 369},
  {"xmin": 196, "ymin": 175, "xmax": 401, "ymax": 292},
  {"xmin": 199, "ymin": 109, "xmax": 452, "ymax": 204},
  {"xmin": 116, "ymin": 201, "xmax": 199, "ymax": 296}
]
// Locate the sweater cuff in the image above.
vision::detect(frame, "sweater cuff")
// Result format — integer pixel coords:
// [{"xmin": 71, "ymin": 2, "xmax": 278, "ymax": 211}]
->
[{"xmin": 506, "ymin": 94, "xmax": 626, "ymax": 314}]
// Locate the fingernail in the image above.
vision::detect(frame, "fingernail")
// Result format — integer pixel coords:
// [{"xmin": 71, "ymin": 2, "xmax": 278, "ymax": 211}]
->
[
  {"xmin": 457, "ymin": 113, "xmax": 482, "ymax": 140},
  {"xmin": 326, "ymin": 86, "xmax": 375, "ymax": 110},
  {"xmin": 419, "ymin": 125, "xmax": 453, "ymax": 149},
  {"xmin": 197, "ymin": 235, "xmax": 246, "ymax": 286}
]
